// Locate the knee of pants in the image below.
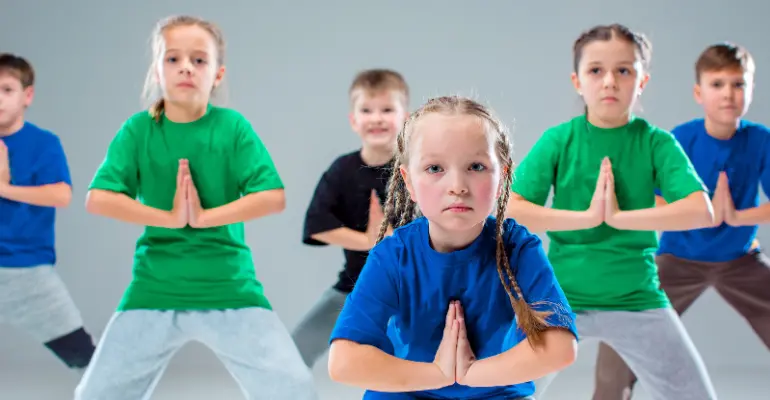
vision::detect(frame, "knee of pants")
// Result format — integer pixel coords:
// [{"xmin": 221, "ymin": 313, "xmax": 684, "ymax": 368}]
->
[{"xmin": 44, "ymin": 327, "xmax": 96, "ymax": 369}]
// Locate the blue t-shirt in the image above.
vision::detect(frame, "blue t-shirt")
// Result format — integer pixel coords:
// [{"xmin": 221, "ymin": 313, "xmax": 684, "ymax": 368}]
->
[
  {"xmin": 0, "ymin": 122, "xmax": 71, "ymax": 268},
  {"xmin": 656, "ymin": 118, "xmax": 770, "ymax": 262},
  {"xmin": 329, "ymin": 216, "xmax": 577, "ymax": 399}
]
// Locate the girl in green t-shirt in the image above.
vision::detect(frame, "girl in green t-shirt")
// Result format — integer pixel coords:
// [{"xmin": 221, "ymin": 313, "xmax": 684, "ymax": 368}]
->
[{"xmin": 507, "ymin": 24, "xmax": 718, "ymax": 400}]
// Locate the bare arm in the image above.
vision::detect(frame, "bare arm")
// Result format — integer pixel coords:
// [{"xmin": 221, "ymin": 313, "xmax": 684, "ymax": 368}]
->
[
  {"xmin": 0, "ymin": 182, "xmax": 72, "ymax": 207},
  {"xmin": 610, "ymin": 191, "xmax": 713, "ymax": 231},
  {"xmin": 311, "ymin": 228, "xmax": 372, "ymax": 252},
  {"xmin": 328, "ymin": 340, "xmax": 451, "ymax": 392},
  {"xmin": 460, "ymin": 329, "xmax": 577, "ymax": 387},
  {"xmin": 506, "ymin": 193, "xmax": 600, "ymax": 233},
  {"xmin": 85, "ymin": 189, "xmax": 178, "ymax": 228},
  {"xmin": 199, "ymin": 189, "xmax": 285, "ymax": 228}
]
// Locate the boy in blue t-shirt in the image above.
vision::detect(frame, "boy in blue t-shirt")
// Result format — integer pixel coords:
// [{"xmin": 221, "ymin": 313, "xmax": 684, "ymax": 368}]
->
[
  {"xmin": 593, "ymin": 43, "xmax": 770, "ymax": 399},
  {"xmin": 0, "ymin": 53, "xmax": 95, "ymax": 371}
]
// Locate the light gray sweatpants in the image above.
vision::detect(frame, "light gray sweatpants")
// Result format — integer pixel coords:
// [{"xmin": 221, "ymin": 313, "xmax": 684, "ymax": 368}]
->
[
  {"xmin": 291, "ymin": 288, "xmax": 348, "ymax": 368},
  {"xmin": 534, "ymin": 307, "xmax": 717, "ymax": 400},
  {"xmin": 75, "ymin": 307, "xmax": 318, "ymax": 400}
]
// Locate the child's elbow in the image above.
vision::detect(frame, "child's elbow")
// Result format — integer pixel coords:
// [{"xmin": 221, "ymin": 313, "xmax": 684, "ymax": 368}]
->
[
  {"xmin": 85, "ymin": 189, "xmax": 109, "ymax": 215},
  {"xmin": 327, "ymin": 340, "xmax": 355, "ymax": 383},
  {"xmin": 543, "ymin": 329, "xmax": 578, "ymax": 370},
  {"xmin": 54, "ymin": 184, "xmax": 72, "ymax": 208},
  {"xmin": 692, "ymin": 191, "xmax": 715, "ymax": 227},
  {"xmin": 272, "ymin": 189, "xmax": 286, "ymax": 213}
]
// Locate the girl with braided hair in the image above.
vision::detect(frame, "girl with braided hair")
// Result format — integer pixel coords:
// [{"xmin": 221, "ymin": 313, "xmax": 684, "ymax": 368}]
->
[{"xmin": 327, "ymin": 95, "xmax": 578, "ymax": 399}]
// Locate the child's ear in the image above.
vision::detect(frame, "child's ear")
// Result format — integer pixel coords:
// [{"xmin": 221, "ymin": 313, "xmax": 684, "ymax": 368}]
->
[
  {"xmin": 23, "ymin": 85, "xmax": 35, "ymax": 108},
  {"xmin": 570, "ymin": 72, "xmax": 581, "ymax": 95},
  {"xmin": 214, "ymin": 65, "xmax": 226, "ymax": 88},
  {"xmin": 400, "ymin": 165, "xmax": 416, "ymax": 202},
  {"xmin": 638, "ymin": 73, "xmax": 650, "ymax": 93},
  {"xmin": 693, "ymin": 83, "xmax": 703, "ymax": 105}
]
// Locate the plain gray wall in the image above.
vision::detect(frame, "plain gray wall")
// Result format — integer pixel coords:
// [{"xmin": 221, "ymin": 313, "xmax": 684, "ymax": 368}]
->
[{"xmin": 1, "ymin": 0, "xmax": 768, "ymax": 375}]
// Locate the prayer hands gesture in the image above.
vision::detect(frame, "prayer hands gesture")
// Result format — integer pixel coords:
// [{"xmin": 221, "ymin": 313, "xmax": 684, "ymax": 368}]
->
[
  {"xmin": 713, "ymin": 171, "xmax": 739, "ymax": 226},
  {"xmin": 170, "ymin": 159, "xmax": 207, "ymax": 229},
  {"xmin": 366, "ymin": 190, "xmax": 393, "ymax": 247},
  {"xmin": 0, "ymin": 141, "xmax": 10, "ymax": 185},
  {"xmin": 433, "ymin": 300, "xmax": 477, "ymax": 386},
  {"xmin": 586, "ymin": 157, "xmax": 623, "ymax": 228}
]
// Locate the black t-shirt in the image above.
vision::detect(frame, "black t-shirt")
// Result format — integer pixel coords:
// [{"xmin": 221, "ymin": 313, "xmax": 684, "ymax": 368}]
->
[{"xmin": 302, "ymin": 150, "xmax": 395, "ymax": 293}]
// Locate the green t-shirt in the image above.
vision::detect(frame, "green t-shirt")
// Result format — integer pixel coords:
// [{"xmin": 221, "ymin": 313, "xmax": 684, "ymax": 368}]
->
[
  {"xmin": 89, "ymin": 105, "xmax": 284, "ymax": 311},
  {"xmin": 511, "ymin": 115, "xmax": 705, "ymax": 311}
]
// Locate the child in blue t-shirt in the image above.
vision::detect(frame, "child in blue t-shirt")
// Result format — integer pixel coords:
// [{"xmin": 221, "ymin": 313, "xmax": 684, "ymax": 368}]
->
[
  {"xmin": 327, "ymin": 95, "xmax": 578, "ymax": 400},
  {"xmin": 594, "ymin": 42, "xmax": 770, "ymax": 399},
  {"xmin": 0, "ymin": 53, "xmax": 95, "ymax": 372}
]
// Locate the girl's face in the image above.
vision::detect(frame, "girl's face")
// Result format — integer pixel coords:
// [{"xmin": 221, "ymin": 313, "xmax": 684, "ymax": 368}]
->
[
  {"xmin": 157, "ymin": 25, "xmax": 224, "ymax": 108},
  {"xmin": 571, "ymin": 37, "xmax": 648, "ymax": 128},
  {"xmin": 401, "ymin": 113, "xmax": 502, "ymax": 242}
]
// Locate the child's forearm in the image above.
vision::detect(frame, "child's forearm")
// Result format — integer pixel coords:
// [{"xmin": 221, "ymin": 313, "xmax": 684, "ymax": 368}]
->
[
  {"xmin": 506, "ymin": 196, "xmax": 597, "ymax": 232},
  {"xmin": 732, "ymin": 203, "xmax": 770, "ymax": 226},
  {"xmin": 85, "ymin": 189, "xmax": 177, "ymax": 228},
  {"xmin": 199, "ymin": 189, "xmax": 285, "ymax": 228},
  {"xmin": 461, "ymin": 329, "xmax": 577, "ymax": 387},
  {"xmin": 328, "ymin": 340, "xmax": 451, "ymax": 392},
  {"xmin": 311, "ymin": 228, "xmax": 372, "ymax": 251},
  {"xmin": 0, "ymin": 182, "xmax": 71, "ymax": 207},
  {"xmin": 612, "ymin": 192, "xmax": 713, "ymax": 231}
]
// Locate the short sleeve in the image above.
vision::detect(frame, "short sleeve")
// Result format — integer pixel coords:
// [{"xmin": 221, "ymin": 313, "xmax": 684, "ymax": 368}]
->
[
  {"xmin": 757, "ymin": 129, "xmax": 770, "ymax": 199},
  {"xmin": 302, "ymin": 165, "xmax": 345, "ymax": 245},
  {"xmin": 234, "ymin": 119, "xmax": 284, "ymax": 196},
  {"xmin": 510, "ymin": 129, "xmax": 561, "ymax": 206},
  {"xmin": 652, "ymin": 130, "xmax": 706, "ymax": 203},
  {"xmin": 507, "ymin": 222, "xmax": 578, "ymax": 340},
  {"xmin": 88, "ymin": 121, "xmax": 139, "ymax": 198},
  {"xmin": 329, "ymin": 243, "xmax": 399, "ymax": 354},
  {"xmin": 35, "ymin": 136, "xmax": 72, "ymax": 187}
]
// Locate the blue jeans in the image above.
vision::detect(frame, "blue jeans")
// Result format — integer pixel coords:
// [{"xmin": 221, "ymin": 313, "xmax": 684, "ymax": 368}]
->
[{"xmin": 74, "ymin": 307, "xmax": 317, "ymax": 400}]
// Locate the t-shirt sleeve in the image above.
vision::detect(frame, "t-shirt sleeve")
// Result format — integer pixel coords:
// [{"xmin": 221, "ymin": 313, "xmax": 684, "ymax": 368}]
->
[
  {"xmin": 329, "ymin": 242, "xmax": 399, "ymax": 354},
  {"xmin": 233, "ymin": 117, "xmax": 284, "ymax": 196},
  {"xmin": 652, "ymin": 129, "xmax": 706, "ymax": 203},
  {"xmin": 756, "ymin": 128, "xmax": 770, "ymax": 200},
  {"xmin": 36, "ymin": 136, "xmax": 72, "ymax": 187},
  {"xmin": 510, "ymin": 128, "xmax": 561, "ymax": 206},
  {"xmin": 303, "ymin": 164, "xmax": 345, "ymax": 245},
  {"xmin": 88, "ymin": 120, "xmax": 140, "ymax": 198},
  {"xmin": 508, "ymin": 222, "xmax": 578, "ymax": 340}
]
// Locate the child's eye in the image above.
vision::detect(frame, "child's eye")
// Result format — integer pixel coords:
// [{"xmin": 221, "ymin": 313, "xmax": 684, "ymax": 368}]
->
[
  {"xmin": 589, "ymin": 67, "xmax": 601, "ymax": 74},
  {"xmin": 426, "ymin": 165, "xmax": 443, "ymax": 174},
  {"xmin": 167, "ymin": 57, "xmax": 177, "ymax": 63},
  {"xmin": 470, "ymin": 163, "xmax": 486, "ymax": 172},
  {"xmin": 618, "ymin": 68, "xmax": 630, "ymax": 75},
  {"xmin": 195, "ymin": 58, "xmax": 206, "ymax": 64}
]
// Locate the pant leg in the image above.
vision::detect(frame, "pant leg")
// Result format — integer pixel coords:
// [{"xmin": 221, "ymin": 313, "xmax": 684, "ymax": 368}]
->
[
  {"xmin": 0, "ymin": 265, "xmax": 96, "ymax": 369},
  {"xmin": 592, "ymin": 254, "xmax": 712, "ymax": 400},
  {"xmin": 596, "ymin": 308, "xmax": 717, "ymax": 400},
  {"xmin": 291, "ymin": 288, "xmax": 348, "ymax": 367},
  {"xmin": 198, "ymin": 307, "xmax": 318, "ymax": 400},
  {"xmin": 533, "ymin": 312, "xmax": 596, "ymax": 399},
  {"xmin": 713, "ymin": 251, "xmax": 770, "ymax": 349},
  {"xmin": 74, "ymin": 310, "xmax": 187, "ymax": 400}
]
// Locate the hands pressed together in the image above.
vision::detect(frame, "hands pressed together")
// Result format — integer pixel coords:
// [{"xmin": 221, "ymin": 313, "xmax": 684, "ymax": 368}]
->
[
  {"xmin": 0, "ymin": 141, "xmax": 11, "ymax": 186},
  {"xmin": 586, "ymin": 157, "xmax": 623, "ymax": 228},
  {"xmin": 433, "ymin": 300, "xmax": 477, "ymax": 387},
  {"xmin": 711, "ymin": 171, "xmax": 739, "ymax": 227},
  {"xmin": 365, "ymin": 189, "xmax": 393, "ymax": 247},
  {"xmin": 170, "ymin": 159, "xmax": 207, "ymax": 229}
]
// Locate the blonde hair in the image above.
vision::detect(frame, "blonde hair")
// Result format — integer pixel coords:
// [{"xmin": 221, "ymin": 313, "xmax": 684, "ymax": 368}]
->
[
  {"xmin": 377, "ymin": 95, "xmax": 552, "ymax": 346},
  {"xmin": 349, "ymin": 69, "xmax": 409, "ymax": 108},
  {"xmin": 142, "ymin": 15, "xmax": 227, "ymax": 122}
]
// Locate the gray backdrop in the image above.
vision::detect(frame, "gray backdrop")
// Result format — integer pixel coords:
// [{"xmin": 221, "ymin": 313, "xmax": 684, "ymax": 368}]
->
[{"xmin": 1, "ymin": 0, "xmax": 768, "ymax": 375}]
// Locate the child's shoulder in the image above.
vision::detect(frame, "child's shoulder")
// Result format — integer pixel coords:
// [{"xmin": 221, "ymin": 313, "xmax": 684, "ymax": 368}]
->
[
  {"xmin": 741, "ymin": 120, "xmax": 770, "ymax": 139},
  {"xmin": 19, "ymin": 121, "xmax": 61, "ymax": 144}
]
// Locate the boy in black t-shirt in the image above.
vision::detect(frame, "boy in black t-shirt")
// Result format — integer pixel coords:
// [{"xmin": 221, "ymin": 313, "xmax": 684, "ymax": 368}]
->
[{"xmin": 293, "ymin": 69, "xmax": 409, "ymax": 368}]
